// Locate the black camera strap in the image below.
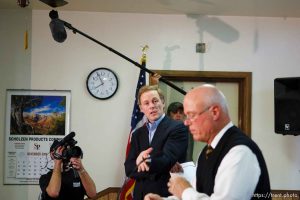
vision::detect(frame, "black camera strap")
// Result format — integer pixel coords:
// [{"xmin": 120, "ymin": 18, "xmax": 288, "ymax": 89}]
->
[{"xmin": 53, "ymin": 152, "xmax": 63, "ymax": 160}]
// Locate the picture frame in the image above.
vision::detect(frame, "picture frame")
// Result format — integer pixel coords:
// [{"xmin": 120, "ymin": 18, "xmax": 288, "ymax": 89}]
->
[{"xmin": 4, "ymin": 89, "xmax": 71, "ymax": 184}]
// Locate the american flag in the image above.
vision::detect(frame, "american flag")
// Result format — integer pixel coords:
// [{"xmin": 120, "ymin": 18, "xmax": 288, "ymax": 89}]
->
[
  {"xmin": 126, "ymin": 67, "xmax": 146, "ymax": 156},
  {"xmin": 119, "ymin": 59, "xmax": 147, "ymax": 200}
]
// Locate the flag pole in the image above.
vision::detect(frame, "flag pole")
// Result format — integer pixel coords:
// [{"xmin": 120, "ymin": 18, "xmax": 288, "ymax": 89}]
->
[
  {"xmin": 119, "ymin": 46, "xmax": 148, "ymax": 200},
  {"xmin": 62, "ymin": 20, "xmax": 186, "ymax": 95}
]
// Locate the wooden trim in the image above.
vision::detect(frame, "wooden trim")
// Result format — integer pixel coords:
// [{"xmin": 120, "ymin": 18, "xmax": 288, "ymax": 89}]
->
[{"xmin": 150, "ymin": 70, "xmax": 252, "ymax": 137}]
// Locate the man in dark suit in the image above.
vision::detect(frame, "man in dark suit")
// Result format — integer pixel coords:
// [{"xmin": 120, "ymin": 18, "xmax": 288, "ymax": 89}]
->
[
  {"xmin": 124, "ymin": 85, "xmax": 188, "ymax": 200},
  {"xmin": 145, "ymin": 84, "xmax": 271, "ymax": 200}
]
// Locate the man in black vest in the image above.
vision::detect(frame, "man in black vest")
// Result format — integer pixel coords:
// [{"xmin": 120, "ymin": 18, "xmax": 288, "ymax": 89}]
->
[{"xmin": 145, "ymin": 84, "xmax": 271, "ymax": 200}]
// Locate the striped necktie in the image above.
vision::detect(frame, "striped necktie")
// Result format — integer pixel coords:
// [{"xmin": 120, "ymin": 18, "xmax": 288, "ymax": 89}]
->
[{"xmin": 205, "ymin": 145, "xmax": 214, "ymax": 159}]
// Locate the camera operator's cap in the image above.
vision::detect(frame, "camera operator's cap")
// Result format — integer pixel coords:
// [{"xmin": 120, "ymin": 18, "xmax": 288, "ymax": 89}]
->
[
  {"xmin": 50, "ymin": 139, "xmax": 60, "ymax": 152},
  {"xmin": 167, "ymin": 102, "xmax": 183, "ymax": 115}
]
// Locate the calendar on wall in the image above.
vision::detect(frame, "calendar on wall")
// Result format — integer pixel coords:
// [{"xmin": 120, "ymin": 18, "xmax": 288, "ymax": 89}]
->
[
  {"xmin": 4, "ymin": 139, "xmax": 61, "ymax": 184},
  {"xmin": 4, "ymin": 90, "xmax": 70, "ymax": 184},
  {"xmin": 15, "ymin": 152, "xmax": 53, "ymax": 179}
]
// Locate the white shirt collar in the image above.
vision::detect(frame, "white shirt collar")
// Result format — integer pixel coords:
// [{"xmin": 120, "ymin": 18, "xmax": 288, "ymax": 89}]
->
[{"xmin": 210, "ymin": 121, "xmax": 234, "ymax": 149}]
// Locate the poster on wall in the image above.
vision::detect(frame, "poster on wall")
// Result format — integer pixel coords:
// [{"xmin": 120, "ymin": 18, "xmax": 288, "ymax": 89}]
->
[{"xmin": 4, "ymin": 89, "xmax": 71, "ymax": 184}]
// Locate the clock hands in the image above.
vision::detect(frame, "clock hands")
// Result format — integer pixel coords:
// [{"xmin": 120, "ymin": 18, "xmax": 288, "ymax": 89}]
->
[
  {"xmin": 93, "ymin": 84, "xmax": 102, "ymax": 89},
  {"xmin": 96, "ymin": 72, "xmax": 104, "ymax": 86},
  {"xmin": 93, "ymin": 74, "xmax": 113, "ymax": 90},
  {"xmin": 91, "ymin": 72, "xmax": 106, "ymax": 89}
]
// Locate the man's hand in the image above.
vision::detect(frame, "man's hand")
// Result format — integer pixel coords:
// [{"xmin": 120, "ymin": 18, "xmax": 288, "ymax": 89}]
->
[
  {"xmin": 150, "ymin": 73, "xmax": 162, "ymax": 85},
  {"xmin": 144, "ymin": 193, "xmax": 163, "ymax": 200},
  {"xmin": 136, "ymin": 147, "xmax": 153, "ymax": 172},
  {"xmin": 70, "ymin": 157, "xmax": 84, "ymax": 171},
  {"xmin": 52, "ymin": 146, "xmax": 64, "ymax": 165},
  {"xmin": 168, "ymin": 175, "xmax": 192, "ymax": 198},
  {"xmin": 170, "ymin": 162, "xmax": 183, "ymax": 173}
]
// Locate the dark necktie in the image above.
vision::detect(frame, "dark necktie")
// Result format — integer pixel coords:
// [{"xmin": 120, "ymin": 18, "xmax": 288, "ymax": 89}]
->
[{"xmin": 205, "ymin": 145, "xmax": 213, "ymax": 159}]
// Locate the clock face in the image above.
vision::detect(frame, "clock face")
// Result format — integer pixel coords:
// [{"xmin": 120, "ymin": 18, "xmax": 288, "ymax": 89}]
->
[{"xmin": 86, "ymin": 68, "xmax": 119, "ymax": 100}]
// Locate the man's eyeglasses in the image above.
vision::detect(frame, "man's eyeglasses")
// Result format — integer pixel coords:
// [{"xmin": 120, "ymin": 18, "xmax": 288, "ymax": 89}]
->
[{"xmin": 185, "ymin": 106, "xmax": 212, "ymax": 122}]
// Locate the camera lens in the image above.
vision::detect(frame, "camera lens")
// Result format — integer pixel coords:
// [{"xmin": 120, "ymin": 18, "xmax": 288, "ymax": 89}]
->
[{"xmin": 66, "ymin": 146, "xmax": 83, "ymax": 159}]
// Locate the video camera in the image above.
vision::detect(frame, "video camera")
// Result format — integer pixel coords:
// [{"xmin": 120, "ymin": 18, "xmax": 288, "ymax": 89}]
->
[{"xmin": 51, "ymin": 132, "xmax": 83, "ymax": 162}]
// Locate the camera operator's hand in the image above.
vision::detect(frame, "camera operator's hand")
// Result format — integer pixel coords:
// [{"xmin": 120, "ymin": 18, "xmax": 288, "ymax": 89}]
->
[
  {"xmin": 51, "ymin": 146, "xmax": 64, "ymax": 163},
  {"xmin": 70, "ymin": 157, "xmax": 84, "ymax": 172}
]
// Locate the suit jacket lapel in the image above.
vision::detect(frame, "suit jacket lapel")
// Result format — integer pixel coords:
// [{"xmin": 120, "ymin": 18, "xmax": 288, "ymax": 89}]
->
[{"xmin": 139, "ymin": 125, "xmax": 150, "ymax": 147}]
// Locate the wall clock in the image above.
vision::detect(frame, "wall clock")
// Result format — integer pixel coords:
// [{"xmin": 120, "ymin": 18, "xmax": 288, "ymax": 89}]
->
[{"xmin": 86, "ymin": 67, "xmax": 119, "ymax": 100}]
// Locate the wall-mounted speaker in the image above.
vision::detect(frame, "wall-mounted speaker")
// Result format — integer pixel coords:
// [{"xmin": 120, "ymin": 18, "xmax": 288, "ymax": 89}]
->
[{"xmin": 274, "ymin": 77, "xmax": 300, "ymax": 135}]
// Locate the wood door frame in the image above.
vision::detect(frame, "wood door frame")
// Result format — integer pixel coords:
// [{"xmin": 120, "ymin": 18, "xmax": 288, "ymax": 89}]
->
[{"xmin": 150, "ymin": 70, "xmax": 252, "ymax": 137}]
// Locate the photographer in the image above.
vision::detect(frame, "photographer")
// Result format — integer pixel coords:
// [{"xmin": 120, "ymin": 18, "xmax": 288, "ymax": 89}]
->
[{"xmin": 39, "ymin": 139, "xmax": 97, "ymax": 200}]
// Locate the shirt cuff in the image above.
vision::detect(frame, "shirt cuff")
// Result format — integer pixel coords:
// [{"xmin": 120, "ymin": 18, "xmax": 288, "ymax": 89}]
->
[
  {"xmin": 162, "ymin": 196, "xmax": 180, "ymax": 200},
  {"xmin": 182, "ymin": 187, "xmax": 209, "ymax": 200},
  {"xmin": 182, "ymin": 187, "xmax": 196, "ymax": 199}
]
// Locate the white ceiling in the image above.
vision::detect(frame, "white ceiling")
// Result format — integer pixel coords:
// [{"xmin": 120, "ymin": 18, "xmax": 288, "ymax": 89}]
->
[{"xmin": 1, "ymin": 0, "xmax": 300, "ymax": 18}]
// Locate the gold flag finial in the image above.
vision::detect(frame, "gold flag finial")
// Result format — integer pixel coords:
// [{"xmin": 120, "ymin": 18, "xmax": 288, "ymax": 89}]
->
[{"xmin": 140, "ymin": 45, "xmax": 149, "ymax": 63}]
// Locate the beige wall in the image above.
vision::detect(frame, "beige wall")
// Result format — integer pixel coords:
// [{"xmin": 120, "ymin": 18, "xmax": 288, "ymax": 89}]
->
[
  {"xmin": 0, "ymin": 9, "xmax": 33, "ymax": 199},
  {"xmin": 1, "ymin": 9, "xmax": 300, "ymax": 200}
]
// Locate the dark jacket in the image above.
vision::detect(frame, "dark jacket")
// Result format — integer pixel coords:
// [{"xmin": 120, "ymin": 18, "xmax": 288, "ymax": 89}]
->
[{"xmin": 124, "ymin": 116, "xmax": 189, "ymax": 200}]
